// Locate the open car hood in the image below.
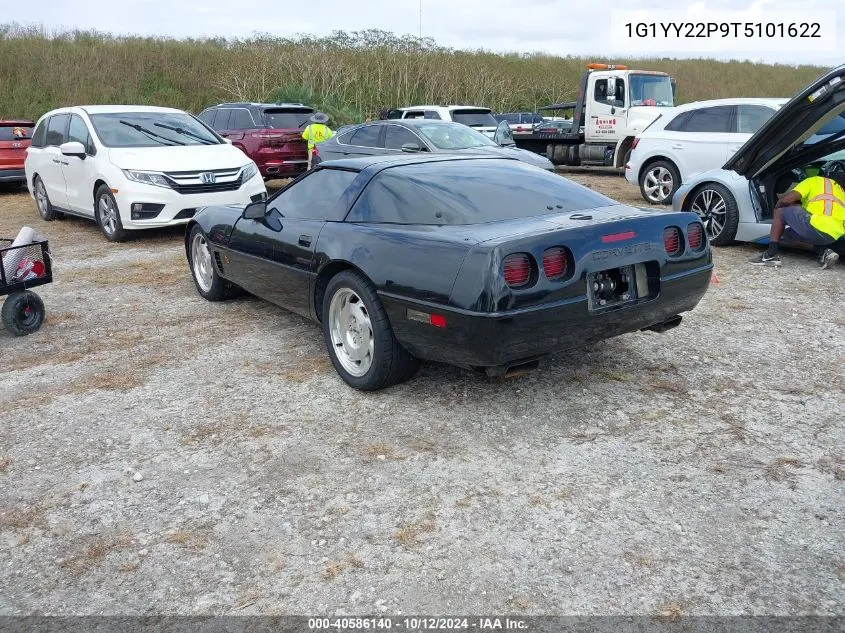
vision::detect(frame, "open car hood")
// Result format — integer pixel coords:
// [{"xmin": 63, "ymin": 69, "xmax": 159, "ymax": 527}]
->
[{"xmin": 724, "ymin": 64, "xmax": 845, "ymax": 179}]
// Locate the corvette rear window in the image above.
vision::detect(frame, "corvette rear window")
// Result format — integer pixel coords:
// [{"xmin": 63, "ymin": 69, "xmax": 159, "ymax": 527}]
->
[{"xmin": 347, "ymin": 159, "xmax": 615, "ymax": 225}]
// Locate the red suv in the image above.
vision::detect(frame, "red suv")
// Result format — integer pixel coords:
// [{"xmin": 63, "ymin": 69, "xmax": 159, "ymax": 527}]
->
[
  {"xmin": 0, "ymin": 119, "xmax": 35, "ymax": 184},
  {"xmin": 197, "ymin": 103, "xmax": 314, "ymax": 179}
]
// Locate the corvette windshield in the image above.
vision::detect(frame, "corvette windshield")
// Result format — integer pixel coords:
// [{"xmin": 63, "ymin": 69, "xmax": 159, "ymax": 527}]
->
[
  {"xmin": 90, "ymin": 112, "xmax": 221, "ymax": 147},
  {"xmin": 417, "ymin": 123, "xmax": 497, "ymax": 149}
]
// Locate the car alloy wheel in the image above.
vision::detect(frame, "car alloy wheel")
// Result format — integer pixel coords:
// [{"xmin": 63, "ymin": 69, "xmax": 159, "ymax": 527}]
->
[
  {"xmin": 35, "ymin": 180, "xmax": 50, "ymax": 218},
  {"xmin": 643, "ymin": 165, "xmax": 674, "ymax": 203},
  {"xmin": 191, "ymin": 232, "xmax": 215, "ymax": 293},
  {"xmin": 328, "ymin": 287, "xmax": 374, "ymax": 378},
  {"xmin": 691, "ymin": 188, "xmax": 727, "ymax": 241},
  {"xmin": 98, "ymin": 194, "xmax": 118, "ymax": 236}
]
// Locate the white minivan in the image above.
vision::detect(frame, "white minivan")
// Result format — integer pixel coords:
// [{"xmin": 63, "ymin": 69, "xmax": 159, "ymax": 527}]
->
[{"xmin": 25, "ymin": 105, "xmax": 266, "ymax": 241}]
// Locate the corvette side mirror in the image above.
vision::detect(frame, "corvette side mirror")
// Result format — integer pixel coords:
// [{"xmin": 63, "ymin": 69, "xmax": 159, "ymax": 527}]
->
[
  {"xmin": 242, "ymin": 201, "xmax": 267, "ymax": 220},
  {"xmin": 401, "ymin": 142, "xmax": 423, "ymax": 153}
]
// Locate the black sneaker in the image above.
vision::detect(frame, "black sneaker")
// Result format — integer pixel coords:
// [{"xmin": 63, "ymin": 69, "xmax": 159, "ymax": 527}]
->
[
  {"xmin": 749, "ymin": 251, "xmax": 782, "ymax": 267},
  {"xmin": 819, "ymin": 248, "xmax": 839, "ymax": 269}
]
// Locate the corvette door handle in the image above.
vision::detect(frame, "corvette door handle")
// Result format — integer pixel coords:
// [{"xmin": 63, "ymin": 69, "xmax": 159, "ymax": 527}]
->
[
  {"xmin": 298, "ymin": 234, "xmax": 312, "ymax": 247},
  {"xmin": 52, "ymin": 158, "xmax": 61, "ymax": 163}
]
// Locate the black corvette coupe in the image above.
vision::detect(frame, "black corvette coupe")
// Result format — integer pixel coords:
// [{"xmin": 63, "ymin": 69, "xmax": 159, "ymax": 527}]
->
[{"xmin": 185, "ymin": 155, "xmax": 712, "ymax": 390}]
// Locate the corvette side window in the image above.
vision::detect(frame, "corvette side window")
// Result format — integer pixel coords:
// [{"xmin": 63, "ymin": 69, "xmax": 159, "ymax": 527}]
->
[{"xmin": 269, "ymin": 168, "xmax": 358, "ymax": 221}]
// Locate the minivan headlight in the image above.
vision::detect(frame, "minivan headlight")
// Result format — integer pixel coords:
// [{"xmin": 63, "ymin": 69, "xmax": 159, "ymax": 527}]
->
[
  {"xmin": 241, "ymin": 163, "xmax": 258, "ymax": 181},
  {"xmin": 122, "ymin": 169, "xmax": 171, "ymax": 188}
]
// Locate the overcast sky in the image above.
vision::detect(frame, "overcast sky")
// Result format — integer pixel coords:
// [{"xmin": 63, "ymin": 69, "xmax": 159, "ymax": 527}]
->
[{"xmin": 8, "ymin": 0, "xmax": 843, "ymax": 66}]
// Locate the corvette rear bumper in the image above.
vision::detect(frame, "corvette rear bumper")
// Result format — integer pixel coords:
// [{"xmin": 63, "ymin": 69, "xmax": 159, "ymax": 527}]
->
[{"xmin": 382, "ymin": 263, "xmax": 713, "ymax": 369}]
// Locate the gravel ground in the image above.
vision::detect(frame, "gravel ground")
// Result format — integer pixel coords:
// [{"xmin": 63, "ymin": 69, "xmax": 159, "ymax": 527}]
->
[{"xmin": 0, "ymin": 171, "xmax": 843, "ymax": 617}]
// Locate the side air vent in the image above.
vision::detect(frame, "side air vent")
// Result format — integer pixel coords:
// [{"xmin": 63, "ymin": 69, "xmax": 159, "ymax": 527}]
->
[{"xmin": 214, "ymin": 252, "xmax": 225, "ymax": 274}]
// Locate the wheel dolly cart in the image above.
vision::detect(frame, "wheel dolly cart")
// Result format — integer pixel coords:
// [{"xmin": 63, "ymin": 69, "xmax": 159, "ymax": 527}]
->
[{"xmin": 0, "ymin": 235, "xmax": 52, "ymax": 336}]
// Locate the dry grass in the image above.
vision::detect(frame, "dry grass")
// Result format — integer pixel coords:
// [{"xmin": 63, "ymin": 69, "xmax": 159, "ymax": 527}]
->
[
  {"xmin": 364, "ymin": 444, "xmax": 393, "ymax": 459},
  {"xmin": 278, "ymin": 356, "xmax": 332, "ymax": 382},
  {"xmin": 764, "ymin": 456, "xmax": 806, "ymax": 488},
  {"xmin": 0, "ymin": 457, "xmax": 11, "ymax": 473},
  {"xmin": 654, "ymin": 602, "xmax": 684, "ymax": 620},
  {"xmin": 0, "ymin": 505, "xmax": 44, "ymax": 530},
  {"xmin": 394, "ymin": 521, "xmax": 435, "ymax": 549},
  {"xmin": 118, "ymin": 560, "xmax": 141, "ymax": 572},
  {"xmin": 0, "ymin": 26, "xmax": 827, "ymax": 124},
  {"xmin": 623, "ymin": 548, "xmax": 655, "ymax": 569},
  {"xmin": 321, "ymin": 553, "xmax": 364, "ymax": 581},
  {"xmin": 644, "ymin": 377, "xmax": 690, "ymax": 396},
  {"xmin": 596, "ymin": 369, "xmax": 633, "ymax": 382},
  {"xmin": 164, "ymin": 529, "xmax": 208, "ymax": 552},
  {"xmin": 60, "ymin": 532, "xmax": 134, "ymax": 575},
  {"xmin": 816, "ymin": 455, "xmax": 845, "ymax": 481}
]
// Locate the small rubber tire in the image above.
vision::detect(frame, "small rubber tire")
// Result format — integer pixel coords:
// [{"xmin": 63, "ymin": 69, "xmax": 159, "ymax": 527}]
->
[
  {"xmin": 639, "ymin": 159, "xmax": 681, "ymax": 205},
  {"xmin": 186, "ymin": 224, "xmax": 238, "ymax": 301},
  {"xmin": 688, "ymin": 182, "xmax": 740, "ymax": 247},
  {"xmin": 95, "ymin": 185, "xmax": 129, "ymax": 242},
  {"xmin": 1, "ymin": 290, "xmax": 45, "ymax": 336},
  {"xmin": 322, "ymin": 270, "xmax": 420, "ymax": 391},
  {"xmin": 33, "ymin": 176, "xmax": 62, "ymax": 221}
]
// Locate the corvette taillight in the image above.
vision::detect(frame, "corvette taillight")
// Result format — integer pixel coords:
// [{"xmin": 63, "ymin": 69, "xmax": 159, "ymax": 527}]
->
[
  {"xmin": 542, "ymin": 247, "xmax": 568, "ymax": 280},
  {"xmin": 687, "ymin": 222, "xmax": 704, "ymax": 250},
  {"xmin": 503, "ymin": 253, "xmax": 532, "ymax": 288},
  {"xmin": 663, "ymin": 227, "xmax": 682, "ymax": 256},
  {"xmin": 631, "ymin": 137, "xmax": 640, "ymax": 150}
]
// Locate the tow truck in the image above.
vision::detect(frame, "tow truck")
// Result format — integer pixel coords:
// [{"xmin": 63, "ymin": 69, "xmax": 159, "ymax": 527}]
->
[{"xmin": 513, "ymin": 63, "xmax": 676, "ymax": 168}]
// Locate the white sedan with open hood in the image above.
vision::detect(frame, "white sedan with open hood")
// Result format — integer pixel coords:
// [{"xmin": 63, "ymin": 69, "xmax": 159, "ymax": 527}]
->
[{"xmin": 24, "ymin": 105, "xmax": 266, "ymax": 242}]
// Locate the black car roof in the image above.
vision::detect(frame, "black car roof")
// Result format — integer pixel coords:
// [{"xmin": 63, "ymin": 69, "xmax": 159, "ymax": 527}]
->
[
  {"xmin": 209, "ymin": 102, "xmax": 313, "ymax": 109},
  {"xmin": 322, "ymin": 154, "xmax": 517, "ymax": 172}
]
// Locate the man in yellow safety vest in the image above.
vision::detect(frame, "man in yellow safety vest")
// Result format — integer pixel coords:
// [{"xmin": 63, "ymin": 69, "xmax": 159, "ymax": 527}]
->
[
  {"xmin": 301, "ymin": 112, "xmax": 334, "ymax": 170},
  {"xmin": 750, "ymin": 174, "xmax": 845, "ymax": 269}
]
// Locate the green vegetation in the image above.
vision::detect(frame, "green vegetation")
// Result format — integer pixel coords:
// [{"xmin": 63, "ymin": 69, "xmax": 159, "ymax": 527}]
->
[{"xmin": 0, "ymin": 23, "xmax": 830, "ymax": 125}]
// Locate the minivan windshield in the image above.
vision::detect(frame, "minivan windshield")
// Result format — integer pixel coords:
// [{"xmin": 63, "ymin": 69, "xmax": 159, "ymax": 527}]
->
[
  {"xmin": 416, "ymin": 123, "xmax": 498, "ymax": 149},
  {"xmin": 263, "ymin": 108, "xmax": 314, "ymax": 129},
  {"xmin": 89, "ymin": 112, "xmax": 221, "ymax": 147}
]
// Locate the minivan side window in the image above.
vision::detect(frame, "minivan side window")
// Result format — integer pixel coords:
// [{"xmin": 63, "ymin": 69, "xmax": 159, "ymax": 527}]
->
[
  {"xmin": 45, "ymin": 114, "xmax": 70, "ymax": 146},
  {"xmin": 67, "ymin": 114, "xmax": 96, "ymax": 155},
  {"xmin": 31, "ymin": 120, "xmax": 47, "ymax": 148}
]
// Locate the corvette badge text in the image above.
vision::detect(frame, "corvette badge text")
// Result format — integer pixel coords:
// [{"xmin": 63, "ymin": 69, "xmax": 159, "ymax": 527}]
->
[{"xmin": 592, "ymin": 242, "xmax": 652, "ymax": 261}]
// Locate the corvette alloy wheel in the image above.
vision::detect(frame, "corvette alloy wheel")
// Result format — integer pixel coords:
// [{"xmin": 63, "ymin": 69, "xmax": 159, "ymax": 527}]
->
[
  {"xmin": 191, "ymin": 232, "xmax": 214, "ymax": 293},
  {"xmin": 328, "ymin": 287, "xmax": 374, "ymax": 378}
]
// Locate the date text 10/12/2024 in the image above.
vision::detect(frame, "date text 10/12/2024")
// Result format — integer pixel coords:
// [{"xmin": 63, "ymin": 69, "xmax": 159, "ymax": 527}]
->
[{"xmin": 308, "ymin": 617, "xmax": 529, "ymax": 631}]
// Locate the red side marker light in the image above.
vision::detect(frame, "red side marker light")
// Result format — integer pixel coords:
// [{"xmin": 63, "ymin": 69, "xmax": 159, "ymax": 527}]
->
[
  {"xmin": 429, "ymin": 314, "xmax": 447, "ymax": 328},
  {"xmin": 601, "ymin": 231, "xmax": 636, "ymax": 243}
]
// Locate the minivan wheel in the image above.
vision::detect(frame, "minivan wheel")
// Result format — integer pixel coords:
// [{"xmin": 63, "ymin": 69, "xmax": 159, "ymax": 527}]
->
[
  {"xmin": 639, "ymin": 160, "xmax": 680, "ymax": 205},
  {"xmin": 33, "ymin": 176, "xmax": 61, "ymax": 221},
  {"xmin": 95, "ymin": 185, "xmax": 128, "ymax": 242}
]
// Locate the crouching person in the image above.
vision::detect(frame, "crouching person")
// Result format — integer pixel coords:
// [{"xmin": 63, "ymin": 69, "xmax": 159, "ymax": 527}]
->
[{"xmin": 751, "ymin": 174, "xmax": 845, "ymax": 268}]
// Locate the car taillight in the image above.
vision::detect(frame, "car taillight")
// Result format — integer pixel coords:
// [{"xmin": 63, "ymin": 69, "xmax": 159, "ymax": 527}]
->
[
  {"xmin": 663, "ymin": 227, "xmax": 682, "ymax": 256},
  {"xmin": 631, "ymin": 137, "xmax": 639, "ymax": 150},
  {"xmin": 687, "ymin": 222, "xmax": 703, "ymax": 250},
  {"xmin": 542, "ymin": 247, "xmax": 568, "ymax": 280},
  {"xmin": 503, "ymin": 253, "xmax": 532, "ymax": 288}
]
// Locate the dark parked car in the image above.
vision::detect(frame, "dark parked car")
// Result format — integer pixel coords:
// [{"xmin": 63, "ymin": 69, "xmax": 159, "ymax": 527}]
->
[
  {"xmin": 0, "ymin": 119, "xmax": 34, "ymax": 184},
  {"xmin": 198, "ymin": 102, "xmax": 313, "ymax": 179},
  {"xmin": 317, "ymin": 119, "xmax": 555, "ymax": 170},
  {"xmin": 494, "ymin": 112, "xmax": 545, "ymax": 133},
  {"xmin": 185, "ymin": 155, "xmax": 712, "ymax": 390}
]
